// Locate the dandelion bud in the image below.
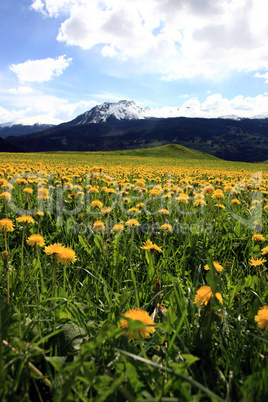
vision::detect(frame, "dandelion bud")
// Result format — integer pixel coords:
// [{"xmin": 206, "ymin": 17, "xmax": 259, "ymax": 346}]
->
[
  {"xmin": 3, "ymin": 251, "xmax": 9, "ymax": 261},
  {"xmin": 155, "ymin": 278, "xmax": 161, "ymax": 292}
]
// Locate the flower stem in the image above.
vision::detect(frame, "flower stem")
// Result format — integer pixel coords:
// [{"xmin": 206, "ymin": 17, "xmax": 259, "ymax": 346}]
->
[
  {"xmin": 20, "ymin": 226, "xmax": 25, "ymax": 275},
  {"xmin": 216, "ymin": 205, "xmax": 220, "ymax": 245},
  {"xmin": 53, "ymin": 257, "xmax": 57, "ymax": 298},
  {"xmin": 130, "ymin": 266, "xmax": 140, "ymax": 308},
  {"xmin": 138, "ymin": 339, "xmax": 148, "ymax": 360},
  {"xmin": 4, "ymin": 231, "xmax": 7, "ymax": 252},
  {"xmin": 35, "ymin": 244, "xmax": 43, "ymax": 281}
]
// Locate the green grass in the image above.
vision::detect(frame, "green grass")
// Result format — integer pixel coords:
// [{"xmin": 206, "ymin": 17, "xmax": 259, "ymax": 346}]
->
[
  {"xmin": 1, "ymin": 152, "xmax": 268, "ymax": 401},
  {"xmin": 101, "ymin": 143, "xmax": 221, "ymax": 160}
]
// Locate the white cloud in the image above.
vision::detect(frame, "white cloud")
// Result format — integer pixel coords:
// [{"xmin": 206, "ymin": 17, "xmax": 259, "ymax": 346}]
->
[
  {"xmin": 30, "ymin": 0, "xmax": 79, "ymax": 17},
  {"xmin": 9, "ymin": 86, "xmax": 34, "ymax": 94},
  {"xmin": 29, "ymin": 0, "xmax": 268, "ymax": 80},
  {"xmin": 2, "ymin": 87, "xmax": 268, "ymax": 124},
  {"xmin": 0, "ymin": 83, "xmax": 97, "ymax": 124},
  {"xmin": 199, "ymin": 93, "xmax": 268, "ymax": 115},
  {"xmin": 9, "ymin": 55, "xmax": 72, "ymax": 83},
  {"xmin": 255, "ymin": 72, "xmax": 268, "ymax": 83}
]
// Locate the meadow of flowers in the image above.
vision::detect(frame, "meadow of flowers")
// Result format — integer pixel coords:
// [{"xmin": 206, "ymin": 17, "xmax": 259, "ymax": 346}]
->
[{"xmin": 1, "ymin": 151, "xmax": 268, "ymax": 401}]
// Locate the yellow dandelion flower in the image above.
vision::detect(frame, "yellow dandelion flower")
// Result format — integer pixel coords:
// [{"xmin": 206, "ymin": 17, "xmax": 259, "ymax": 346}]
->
[
  {"xmin": 90, "ymin": 200, "xmax": 103, "ymax": 209},
  {"xmin": 194, "ymin": 286, "xmax": 223, "ymax": 307},
  {"xmin": 204, "ymin": 261, "xmax": 224, "ymax": 273},
  {"xmin": 231, "ymin": 198, "xmax": 240, "ymax": 205},
  {"xmin": 23, "ymin": 187, "xmax": 33, "ymax": 194},
  {"xmin": 252, "ymin": 233, "xmax": 265, "ymax": 241},
  {"xmin": 55, "ymin": 247, "xmax": 76, "ymax": 266},
  {"xmin": 255, "ymin": 306, "xmax": 268, "ymax": 331},
  {"xmin": 261, "ymin": 246, "xmax": 268, "ymax": 255},
  {"xmin": 0, "ymin": 218, "xmax": 14, "ymax": 232},
  {"xmin": 44, "ymin": 243, "xmax": 65, "ymax": 255},
  {"xmin": 250, "ymin": 257, "xmax": 266, "ymax": 267},
  {"xmin": 161, "ymin": 223, "xmax": 173, "ymax": 232},
  {"xmin": 215, "ymin": 203, "xmax": 225, "ymax": 209},
  {"xmin": 15, "ymin": 178, "xmax": 27, "ymax": 185},
  {"xmin": 34, "ymin": 211, "xmax": 44, "ymax": 217},
  {"xmin": 136, "ymin": 179, "xmax": 145, "ymax": 188},
  {"xmin": 106, "ymin": 188, "xmax": 116, "ymax": 194},
  {"xmin": 224, "ymin": 185, "xmax": 233, "ymax": 193},
  {"xmin": 128, "ymin": 207, "xmax": 140, "ymax": 213},
  {"xmin": 93, "ymin": 220, "xmax": 105, "ymax": 232},
  {"xmin": 203, "ymin": 185, "xmax": 214, "ymax": 194},
  {"xmin": 88, "ymin": 187, "xmax": 98, "ymax": 194},
  {"xmin": 212, "ymin": 190, "xmax": 225, "ymax": 200},
  {"xmin": 177, "ymin": 195, "xmax": 189, "ymax": 204},
  {"xmin": 0, "ymin": 192, "xmax": 11, "ymax": 201},
  {"xmin": 0, "ymin": 178, "xmax": 8, "ymax": 187},
  {"xmin": 194, "ymin": 199, "xmax": 207, "ymax": 207},
  {"xmin": 158, "ymin": 208, "xmax": 169, "ymax": 215},
  {"xmin": 112, "ymin": 223, "xmax": 124, "ymax": 232},
  {"xmin": 16, "ymin": 215, "xmax": 34, "ymax": 225},
  {"xmin": 101, "ymin": 207, "xmax": 112, "ymax": 215},
  {"xmin": 37, "ymin": 187, "xmax": 48, "ymax": 200},
  {"xmin": 120, "ymin": 308, "xmax": 155, "ymax": 339},
  {"xmin": 125, "ymin": 219, "xmax": 140, "ymax": 227},
  {"xmin": 142, "ymin": 239, "xmax": 163, "ymax": 253},
  {"xmin": 27, "ymin": 234, "xmax": 45, "ymax": 247}
]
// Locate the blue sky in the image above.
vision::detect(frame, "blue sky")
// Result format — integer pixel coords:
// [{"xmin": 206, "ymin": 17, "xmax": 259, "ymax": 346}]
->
[{"xmin": 1, "ymin": 0, "xmax": 268, "ymax": 124}]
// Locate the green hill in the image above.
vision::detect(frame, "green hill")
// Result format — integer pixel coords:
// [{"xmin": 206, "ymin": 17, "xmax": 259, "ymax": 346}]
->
[{"xmin": 105, "ymin": 144, "xmax": 220, "ymax": 160}]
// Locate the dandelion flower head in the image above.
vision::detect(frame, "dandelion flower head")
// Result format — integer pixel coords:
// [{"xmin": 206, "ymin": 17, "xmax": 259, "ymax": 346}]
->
[
  {"xmin": 142, "ymin": 239, "xmax": 163, "ymax": 253},
  {"xmin": 252, "ymin": 233, "xmax": 265, "ymax": 241},
  {"xmin": 255, "ymin": 306, "xmax": 268, "ymax": 331},
  {"xmin": 161, "ymin": 223, "xmax": 173, "ymax": 232},
  {"xmin": 194, "ymin": 286, "xmax": 223, "ymax": 307},
  {"xmin": 0, "ymin": 192, "xmax": 11, "ymax": 201},
  {"xmin": 55, "ymin": 247, "xmax": 77, "ymax": 266},
  {"xmin": 120, "ymin": 308, "xmax": 155, "ymax": 339},
  {"xmin": 16, "ymin": 215, "xmax": 34, "ymax": 225},
  {"xmin": 0, "ymin": 218, "xmax": 14, "ymax": 232},
  {"xmin": 250, "ymin": 257, "xmax": 266, "ymax": 267},
  {"xmin": 204, "ymin": 261, "xmax": 224, "ymax": 273},
  {"xmin": 125, "ymin": 219, "xmax": 140, "ymax": 227},
  {"xmin": 44, "ymin": 243, "xmax": 65, "ymax": 255},
  {"xmin": 93, "ymin": 220, "xmax": 105, "ymax": 232},
  {"xmin": 27, "ymin": 234, "xmax": 45, "ymax": 247},
  {"xmin": 112, "ymin": 223, "xmax": 124, "ymax": 232}
]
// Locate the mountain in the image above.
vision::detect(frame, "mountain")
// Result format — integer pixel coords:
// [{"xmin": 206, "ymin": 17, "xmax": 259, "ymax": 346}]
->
[
  {"xmin": 2, "ymin": 100, "xmax": 268, "ymax": 162},
  {"xmin": 5, "ymin": 111, "xmax": 268, "ymax": 162},
  {"xmin": 67, "ymin": 100, "xmax": 268, "ymax": 123},
  {"xmin": 70, "ymin": 100, "xmax": 145, "ymax": 124},
  {"xmin": 0, "ymin": 137, "xmax": 24, "ymax": 152},
  {"xmin": 0, "ymin": 123, "xmax": 54, "ymax": 139}
]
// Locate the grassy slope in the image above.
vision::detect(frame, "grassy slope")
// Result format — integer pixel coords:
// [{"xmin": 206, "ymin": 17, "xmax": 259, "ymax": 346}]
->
[{"xmin": 96, "ymin": 144, "xmax": 220, "ymax": 160}]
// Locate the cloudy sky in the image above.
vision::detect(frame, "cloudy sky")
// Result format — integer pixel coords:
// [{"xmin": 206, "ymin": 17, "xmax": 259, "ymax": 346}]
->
[{"xmin": 1, "ymin": 0, "xmax": 268, "ymax": 124}]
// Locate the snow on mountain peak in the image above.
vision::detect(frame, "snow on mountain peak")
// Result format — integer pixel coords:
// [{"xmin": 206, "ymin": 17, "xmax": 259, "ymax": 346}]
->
[
  {"xmin": 73, "ymin": 100, "xmax": 145, "ymax": 124},
  {"xmin": 73, "ymin": 99, "xmax": 268, "ymax": 125}
]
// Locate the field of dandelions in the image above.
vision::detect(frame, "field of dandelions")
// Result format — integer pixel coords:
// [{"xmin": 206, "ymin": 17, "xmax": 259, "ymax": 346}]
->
[{"xmin": 1, "ymin": 152, "xmax": 268, "ymax": 401}]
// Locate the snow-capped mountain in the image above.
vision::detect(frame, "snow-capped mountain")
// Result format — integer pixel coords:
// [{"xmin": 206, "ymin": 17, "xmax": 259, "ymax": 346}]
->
[
  {"xmin": 2, "ymin": 100, "xmax": 268, "ymax": 130},
  {"xmin": 0, "ymin": 123, "xmax": 54, "ymax": 139},
  {"xmin": 70, "ymin": 100, "xmax": 268, "ymax": 124},
  {"xmin": 71, "ymin": 100, "xmax": 145, "ymax": 124}
]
